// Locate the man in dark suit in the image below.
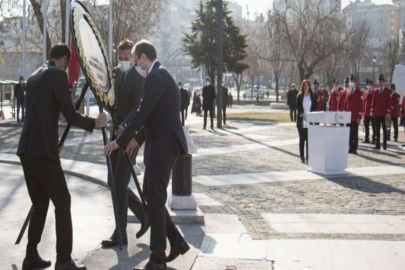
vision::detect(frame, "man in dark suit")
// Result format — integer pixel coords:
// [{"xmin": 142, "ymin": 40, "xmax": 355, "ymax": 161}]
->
[
  {"xmin": 101, "ymin": 39, "xmax": 148, "ymax": 248},
  {"xmin": 17, "ymin": 44, "xmax": 107, "ymax": 270},
  {"xmin": 104, "ymin": 40, "xmax": 190, "ymax": 270},
  {"xmin": 202, "ymin": 77, "xmax": 216, "ymax": 129},
  {"xmin": 14, "ymin": 76, "xmax": 26, "ymax": 123},
  {"xmin": 287, "ymin": 83, "xmax": 298, "ymax": 121},
  {"xmin": 221, "ymin": 81, "xmax": 228, "ymax": 125},
  {"xmin": 179, "ymin": 82, "xmax": 189, "ymax": 126}
]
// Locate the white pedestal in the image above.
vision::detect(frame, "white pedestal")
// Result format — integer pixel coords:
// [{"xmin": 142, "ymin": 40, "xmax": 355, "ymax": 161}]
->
[
  {"xmin": 168, "ymin": 195, "xmax": 197, "ymax": 210},
  {"xmin": 183, "ymin": 126, "xmax": 197, "ymax": 154},
  {"xmin": 307, "ymin": 112, "xmax": 351, "ymax": 176}
]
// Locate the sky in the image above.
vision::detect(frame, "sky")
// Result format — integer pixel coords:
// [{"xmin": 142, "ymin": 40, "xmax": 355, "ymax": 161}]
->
[{"xmin": 232, "ymin": 0, "xmax": 395, "ymax": 19}]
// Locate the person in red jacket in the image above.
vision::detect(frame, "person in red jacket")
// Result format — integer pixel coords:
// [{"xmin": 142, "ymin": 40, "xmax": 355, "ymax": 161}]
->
[
  {"xmin": 401, "ymin": 95, "xmax": 405, "ymax": 147},
  {"xmin": 328, "ymin": 78, "xmax": 342, "ymax": 111},
  {"xmin": 344, "ymin": 74, "xmax": 364, "ymax": 154},
  {"xmin": 363, "ymin": 78, "xmax": 376, "ymax": 143},
  {"xmin": 388, "ymin": 84, "xmax": 400, "ymax": 142},
  {"xmin": 371, "ymin": 74, "xmax": 392, "ymax": 150},
  {"xmin": 313, "ymin": 79, "xmax": 324, "ymax": 111},
  {"xmin": 337, "ymin": 77, "xmax": 349, "ymax": 111}
]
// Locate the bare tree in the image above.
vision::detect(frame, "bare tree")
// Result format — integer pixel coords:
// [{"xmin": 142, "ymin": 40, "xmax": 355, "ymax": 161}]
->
[
  {"xmin": 383, "ymin": 39, "xmax": 400, "ymax": 82},
  {"xmin": 273, "ymin": 0, "xmax": 357, "ymax": 82}
]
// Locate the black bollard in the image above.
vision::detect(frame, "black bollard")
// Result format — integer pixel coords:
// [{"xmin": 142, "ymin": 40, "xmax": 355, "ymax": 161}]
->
[{"xmin": 172, "ymin": 154, "xmax": 192, "ymax": 196}]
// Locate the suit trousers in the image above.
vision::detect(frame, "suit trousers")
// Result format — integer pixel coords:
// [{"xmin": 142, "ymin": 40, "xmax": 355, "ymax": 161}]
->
[
  {"xmin": 181, "ymin": 109, "xmax": 186, "ymax": 126},
  {"xmin": 223, "ymin": 107, "xmax": 227, "ymax": 125},
  {"xmin": 387, "ymin": 117, "xmax": 398, "ymax": 141},
  {"xmin": 290, "ymin": 107, "xmax": 297, "ymax": 122},
  {"xmin": 349, "ymin": 122, "xmax": 359, "ymax": 153},
  {"xmin": 17, "ymin": 98, "xmax": 25, "ymax": 122},
  {"xmin": 297, "ymin": 127, "xmax": 308, "ymax": 161},
  {"xmin": 375, "ymin": 116, "xmax": 387, "ymax": 149},
  {"xmin": 364, "ymin": 116, "xmax": 376, "ymax": 142},
  {"xmin": 109, "ymin": 146, "xmax": 145, "ymax": 238},
  {"xmin": 144, "ymin": 137, "xmax": 184, "ymax": 263},
  {"xmin": 203, "ymin": 107, "xmax": 214, "ymax": 129},
  {"xmin": 20, "ymin": 154, "xmax": 72, "ymax": 262}
]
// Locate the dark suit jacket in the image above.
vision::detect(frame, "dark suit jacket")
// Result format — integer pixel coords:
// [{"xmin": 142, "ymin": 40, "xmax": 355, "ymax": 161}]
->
[
  {"xmin": 287, "ymin": 89, "xmax": 298, "ymax": 108},
  {"xmin": 14, "ymin": 83, "xmax": 26, "ymax": 100},
  {"xmin": 116, "ymin": 61, "xmax": 188, "ymax": 164},
  {"xmin": 113, "ymin": 66, "xmax": 145, "ymax": 126},
  {"xmin": 202, "ymin": 85, "xmax": 216, "ymax": 110},
  {"xmin": 17, "ymin": 61, "xmax": 95, "ymax": 161},
  {"xmin": 296, "ymin": 93, "xmax": 317, "ymax": 129},
  {"xmin": 222, "ymin": 87, "xmax": 228, "ymax": 107},
  {"xmin": 180, "ymin": 88, "xmax": 190, "ymax": 110}
]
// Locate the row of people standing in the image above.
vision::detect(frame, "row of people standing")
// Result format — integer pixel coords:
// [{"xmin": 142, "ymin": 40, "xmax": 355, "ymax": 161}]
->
[{"xmin": 295, "ymin": 74, "xmax": 404, "ymax": 164}]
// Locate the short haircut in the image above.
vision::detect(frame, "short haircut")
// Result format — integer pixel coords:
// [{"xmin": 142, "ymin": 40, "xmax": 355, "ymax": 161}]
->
[
  {"xmin": 117, "ymin": 39, "xmax": 134, "ymax": 52},
  {"xmin": 19, "ymin": 76, "xmax": 24, "ymax": 80},
  {"xmin": 50, "ymin": 44, "xmax": 71, "ymax": 61},
  {"xmin": 132, "ymin": 39, "xmax": 157, "ymax": 60}
]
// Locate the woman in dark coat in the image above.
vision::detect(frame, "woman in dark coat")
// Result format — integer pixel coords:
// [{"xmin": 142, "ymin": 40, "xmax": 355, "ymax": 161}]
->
[
  {"xmin": 296, "ymin": 79, "xmax": 318, "ymax": 163},
  {"xmin": 191, "ymin": 91, "xmax": 202, "ymax": 116}
]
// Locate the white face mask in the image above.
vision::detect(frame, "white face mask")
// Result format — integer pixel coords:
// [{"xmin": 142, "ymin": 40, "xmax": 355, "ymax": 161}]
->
[
  {"xmin": 118, "ymin": 61, "xmax": 132, "ymax": 72},
  {"xmin": 206, "ymin": 81, "xmax": 210, "ymax": 86},
  {"xmin": 135, "ymin": 60, "xmax": 149, "ymax": 78},
  {"xmin": 349, "ymin": 82, "xmax": 355, "ymax": 88}
]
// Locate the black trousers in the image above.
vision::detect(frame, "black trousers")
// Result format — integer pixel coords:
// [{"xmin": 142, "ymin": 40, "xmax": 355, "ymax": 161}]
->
[
  {"xmin": 387, "ymin": 117, "xmax": 398, "ymax": 141},
  {"xmin": 203, "ymin": 107, "xmax": 214, "ymax": 129},
  {"xmin": 364, "ymin": 116, "xmax": 376, "ymax": 142},
  {"xmin": 375, "ymin": 116, "xmax": 387, "ymax": 149},
  {"xmin": 297, "ymin": 127, "xmax": 308, "ymax": 161},
  {"xmin": 144, "ymin": 138, "xmax": 184, "ymax": 263},
  {"xmin": 109, "ymin": 146, "xmax": 145, "ymax": 238},
  {"xmin": 20, "ymin": 154, "xmax": 72, "ymax": 262},
  {"xmin": 17, "ymin": 98, "xmax": 25, "ymax": 122},
  {"xmin": 349, "ymin": 122, "xmax": 359, "ymax": 153},
  {"xmin": 290, "ymin": 107, "xmax": 297, "ymax": 122},
  {"xmin": 223, "ymin": 107, "xmax": 227, "ymax": 125},
  {"xmin": 181, "ymin": 109, "xmax": 186, "ymax": 126}
]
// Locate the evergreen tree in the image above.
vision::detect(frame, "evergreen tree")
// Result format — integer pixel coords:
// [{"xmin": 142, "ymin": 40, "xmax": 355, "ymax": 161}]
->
[{"xmin": 183, "ymin": 0, "xmax": 248, "ymax": 87}]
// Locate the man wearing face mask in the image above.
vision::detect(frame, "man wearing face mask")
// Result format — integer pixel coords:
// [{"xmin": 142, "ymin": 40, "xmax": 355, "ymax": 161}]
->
[
  {"xmin": 101, "ymin": 39, "xmax": 149, "ymax": 248},
  {"xmin": 363, "ymin": 79, "xmax": 376, "ymax": 144},
  {"xmin": 344, "ymin": 74, "xmax": 363, "ymax": 154},
  {"xmin": 17, "ymin": 44, "xmax": 108, "ymax": 270},
  {"xmin": 313, "ymin": 80, "xmax": 324, "ymax": 111},
  {"xmin": 328, "ymin": 78, "xmax": 342, "ymax": 112},
  {"xmin": 371, "ymin": 74, "xmax": 392, "ymax": 150},
  {"xmin": 202, "ymin": 77, "xmax": 216, "ymax": 130},
  {"xmin": 14, "ymin": 76, "xmax": 26, "ymax": 123},
  {"xmin": 388, "ymin": 84, "xmax": 400, "ymax": 142},
  {"xmin": 104, "ymin": 40, "xmax": 190, "ymax": 270},
  {"xmin": 337, "ymin": 78, "xmax": 349, "ymax": 112}
]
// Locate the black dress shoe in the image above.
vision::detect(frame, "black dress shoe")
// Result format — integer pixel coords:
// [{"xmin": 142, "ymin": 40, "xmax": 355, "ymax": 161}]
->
[
  {"xmin": 167, "ymin": 241, "xmax": 190, "ymax": 263},
  {"xmin": 352, "ymin": 151, "xmax": 358, "ymax": 155},
  {"xmin": 101, "ymin": 233, "xmax": 128, "ymax": 248},
  {"xmin": 133, "ymin": 260, "xmax": 167, "ymax": 270},
  {"xmin": 22, "ymin": 256, "xmax": 51, "ymax": 270},
  {"xmin": 362, "ymin": 139, "xmax": 369, "ymax": 143},
  {"xmin": 55, "ymin": 260, "xmax": 86, "ymax": 270},
  {"xmin": 136, "ymin": 217, "xmax": 150, "ymax": 239}
]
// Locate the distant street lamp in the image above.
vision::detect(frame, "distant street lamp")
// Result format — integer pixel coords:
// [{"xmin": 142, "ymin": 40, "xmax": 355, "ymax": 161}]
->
[{"xmin": 372, "ymin": 56, "xmax": 376, "ymax": 83}]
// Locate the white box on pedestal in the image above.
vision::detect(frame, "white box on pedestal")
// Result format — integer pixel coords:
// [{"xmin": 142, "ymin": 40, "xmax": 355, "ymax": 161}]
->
[{"xmin": 306, "ymin": 112, "xmax": 351, "ymax": 175}]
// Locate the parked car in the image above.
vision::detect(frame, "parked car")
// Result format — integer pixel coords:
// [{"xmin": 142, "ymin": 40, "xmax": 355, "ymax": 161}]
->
[{"xmin": 243, "ymin": 86, "xmax": 265, "ymax": 99}]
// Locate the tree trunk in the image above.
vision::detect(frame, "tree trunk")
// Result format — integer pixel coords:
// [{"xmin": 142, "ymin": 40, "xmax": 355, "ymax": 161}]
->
[{"xmin": 30, "ymin": 0, "xmax": 52, "ymax": 57}]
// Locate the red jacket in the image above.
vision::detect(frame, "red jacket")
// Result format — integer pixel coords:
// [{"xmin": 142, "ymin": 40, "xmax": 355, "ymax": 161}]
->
[
  {"xmin": 391, "ymin": 92, "xmax": 400, "ymax": 118},
  {"xmin": 371, "ymin": 87, "xmax": 392, "ymax": 117},
  {"xmin": 337, "ymin": 89, "xmax": 348, "ymax": 111},
  {"xmin": 363, "ymin": 88, "xmax": 374, "ymax": 117},
  {"xmin": 328, "ymin": 87, "xmax": 342, "ymax": 111},
  {"xmin": 401, "ymin": 95, "xmax": 405, "ymax": 117},
  {"xmin": 344, "ymin": 87, "xmax": 364, "ymax": 122},
  {"xmin": 314, "ymin": 90, "xmax": 324, "ymax": 111}
]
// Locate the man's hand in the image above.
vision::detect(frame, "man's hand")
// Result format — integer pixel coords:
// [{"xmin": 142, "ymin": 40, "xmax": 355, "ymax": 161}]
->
[
  {"xmin": 370, "ymin": 112, "xmax": 374, "ymax": 117},
  {"xmin": 115, "ymin": 125, "xmax": 125, "ymax": 136},
  {"xmin": 125, "ymin": 138, "xmax": 139, "ymax": 156},
  {"xmin": 95, "ymin": 112, "xmax": 107, "ymax": 128},
  {"xmin": 58, "ymin": 140, "xmax": 64, "ymax": 154},
  {"xmin": 303, "ymin": 114, "xmax": 307, "ymax": 121},
  {"xmin": 104, "ymin": 141, "xmax": 119, "ymax": 156}
]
